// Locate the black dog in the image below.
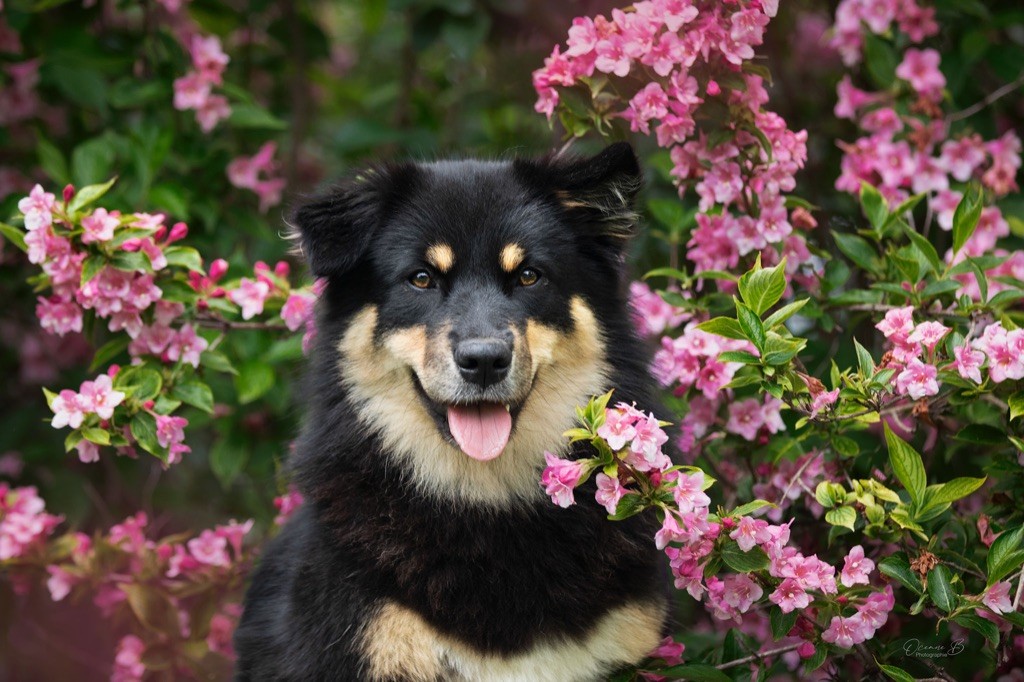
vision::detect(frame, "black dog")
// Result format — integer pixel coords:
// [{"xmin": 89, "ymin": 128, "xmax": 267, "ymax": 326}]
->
[{"xmin": 234, "ymin": 143, "xmax": 670, "ymax": 681}]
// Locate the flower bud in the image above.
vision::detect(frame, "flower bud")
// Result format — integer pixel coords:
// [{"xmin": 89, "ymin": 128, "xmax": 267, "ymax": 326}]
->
[
  {"xmin": 274, "ymin": 260, "xmax": 290, "ymax": 278},
  {"xmin": 62, "ymin": 184, "xmax": 75, "ymax": 203},
  {"xmin": 706, "ymin": 79, "xmax": 721, "ymax": 96},
  {"xmin": 153, "ymin": 226, "xmax": 168, "ymax": 241},
  {"xmin": 797, "ymin": 641, "xmax": 815, "ymax": 659},
  {"xmin": 168, "ymin": 222, "xmax": 188, "ymax": 243},
  {"xmin": 107, "ymin": 364, "xmax": 120, "ymax": 377},
  {"xmin": 209, "ymin": 258, "xmax": 229, "ymax": 281},
  {"xmin": 143, "ymin": 400, "xmax": 155, "ymax": 410},
  {"xmin": 120, "ymin": 239, "xmax": 142, "ymax": 252}
]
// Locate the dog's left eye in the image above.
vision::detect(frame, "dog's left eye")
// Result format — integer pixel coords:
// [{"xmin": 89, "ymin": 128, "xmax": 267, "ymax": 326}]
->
[
  {"xmin": 409, "ymin": 270, "xmax": 434, "ymax": 289},
  {"xmin": 518, "ymin": 268, "xmax": 540, "ymax": 287}
]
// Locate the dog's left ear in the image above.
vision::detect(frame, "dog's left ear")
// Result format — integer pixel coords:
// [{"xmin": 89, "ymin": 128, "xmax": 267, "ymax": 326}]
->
[{"xmin": 516, "ymin": 142, "xmax": 643, "ymax": 244}]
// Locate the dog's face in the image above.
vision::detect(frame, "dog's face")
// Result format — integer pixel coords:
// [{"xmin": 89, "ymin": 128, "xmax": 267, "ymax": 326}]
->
[{"xmin": 295, "ymin": 143, "xmax": 642, "ymax": 506}]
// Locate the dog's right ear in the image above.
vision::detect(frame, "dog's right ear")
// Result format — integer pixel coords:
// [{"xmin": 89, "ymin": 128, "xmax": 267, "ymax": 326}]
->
[{"xmin": 291, "ymin": 163, "xmax": 417, "ymax": 278}]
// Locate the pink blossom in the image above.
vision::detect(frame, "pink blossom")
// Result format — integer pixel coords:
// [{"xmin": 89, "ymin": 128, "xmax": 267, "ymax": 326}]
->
[
  {"xmin": 952, "ymin": 345, "xmax": 984, "ymax": 384},
  {"xmin": 857, "ymin": 585, "xmax": 895, "ymax": 631},
  {"xmin": 875, "ymin": 306, "xmax": 915, "ymax": 342},
  {"xmin": 726, "ymin": 398, "xmax": 764, "ymax": 441},
  {"xmin": 111, "ymin": 635, "xmax": 146, "ymax": 682},
  {"xmin": 895, "ymin": 48, "xmax": 945, "ymax": 100},
  {"xmin": 769, "ymin": 577, "xmax": 812, "ymax": 613},
  {"xmin": 982, "ymin": 581, "xmax": 1013, "ymax": 615},
  {"xmin": 629, "ymin": 281, "xmax": 687, "ymax": 337},
  {"xmin": 730, "ymin": 515, "xmax": 771, "ymax": 552},
  {"xmin": 78, "ymin": 374, "xmax": 126, "ymax": 419},
  {"xmin": 80, "ymin": 207, "xmax": 119, "ymax": 243},
  {"xmin": 907, "ymin": 321, "xmax": 950, "ymax": 351},
  {"xmin": 670, "ymin": 470, "xmax": 710, "ymax": 514},
  {"xmin": 649, "ymin": 636, "xmax": 685, "ymax": 665},
  {"xmin": 273, "ymin": 487, "xmax": 305, "ymax": 526},
  {"xmin": 821, "ymin": 614, "xmax": 870, "ymax": 649},
  {"xmin": 166, "ymin": 324, "xmax": 208, "ymax": 368},
  {"xmin": 173, "ymin": 72, "xmax": 211, "ymax": 110},
  {"xmin": 196, "ymin": 93, "xmax": 231, "ymax": 132},
  {"xmin": 187, "ymin": 528, "xmax": 231, "ymax": 566},
  {"xmin": 46, "ymin": 565, "xmax": 75, "ymax": 601},
  {"xmin": 227, "ymin": 142, "xmax": 278, "ymax": 190},
  {"xmin": 840, "ymin": 544, "xmax": 875, "ymax": 587},
  {"xmin": 625, "ymin": 82, "xmax": 668, "ymax": 135},
  {"xmin": 941, "ymin": 136, "xmax": 987, "ymax": 182},
  {"xmin": 594, "ymin": 473, "xmax": 628, "ymax": 514},
  {"xmin": 540, "ymin": 452, "xmax": 584, "ymax": 508},
  {"xmin": 630, "ymin": 411, "xmax": 669, "ymax": 463},
  {"xmin": 720, "ymin": 573, "xmax": 763, "ymax": 614},
  {"xmin": 155, "ymin": 415, "xmax": 188, "ymax": 450},
  {"xmin": 50, "ymin": 389, "xmax": 85, "ymax": 429},
  {"xmin": 36, "ymin": 296, "xmax": 82, "ymax": 336},
  {"xmin": 895, "ymin": 358, "xmax": 939, "ymax": 401},
  {"xmin": 597, "ymin": 407, "xmax": 637, "ymax": 451},
  {"xmin": 810, "ymin": 388, "xmax": 840, "ymax": 417},
  {"xmin": 229, "ymin": 277, "xmax": 271, "ymax": 320},
  {"xmin": 282, "ymin": 291, "xmax": 317, "ymax": 332},
  {"xmin": 190, "ymin": 34, "xmax": 229, "ymax": 83},
  {"xmin": 74, "ymin": 439, "xmax": 100, "ymax": 464}
]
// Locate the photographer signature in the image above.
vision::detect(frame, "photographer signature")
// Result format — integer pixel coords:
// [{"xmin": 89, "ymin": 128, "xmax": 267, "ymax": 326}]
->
[{"xmin": 903, "ymin": 638, "xmax": 965, "ymax": 658}]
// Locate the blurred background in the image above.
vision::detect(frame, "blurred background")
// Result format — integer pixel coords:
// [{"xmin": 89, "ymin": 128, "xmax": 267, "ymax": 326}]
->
[{"xmin": 1, "ymin": 0, "xmax": 1022, "ymax": 678}]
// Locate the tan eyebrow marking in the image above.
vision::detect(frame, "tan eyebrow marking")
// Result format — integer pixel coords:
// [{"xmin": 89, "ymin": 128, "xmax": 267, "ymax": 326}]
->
[
  {"xmin": 500, "ymin": 243, "xmax": 525, "ymax": 273},
  {"xmin": 425, "ymin": 243, "xmax": 455, "ymax": 273}
]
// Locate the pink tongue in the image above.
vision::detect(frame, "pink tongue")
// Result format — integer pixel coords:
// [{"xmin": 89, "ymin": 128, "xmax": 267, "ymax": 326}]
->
[{"xmin": 447, "ymin": 403, "xmax": 512, "ymax": 461}]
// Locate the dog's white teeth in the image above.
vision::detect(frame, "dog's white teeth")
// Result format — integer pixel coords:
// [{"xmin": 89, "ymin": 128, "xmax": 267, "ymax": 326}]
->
[{"xmin": 504, "ymin": 404, "xmax": 511, "ymax": 412}]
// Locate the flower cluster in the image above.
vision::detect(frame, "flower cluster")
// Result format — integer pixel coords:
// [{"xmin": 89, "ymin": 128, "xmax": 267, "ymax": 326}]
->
[
  {"xmin": 172, "ymin": 34, "xmax": 232, "ymax": 133},
  {"xmin": 0, "ymin": 484, "xmax": 62, "ymax": 561},
  {"xmin": 830, "ymin": 0, "xmax": 938, "ymax": 66},
  {"xmin": 226, "ymin": 142, "xmax": 287, "ymax": 214},
  {"xmin": 14, "ymin": 180, "xmax": 319, "ymax": 466},
  {"xmin": 534, "ymin": 1, "xmax": 820, "ymax": 283},
  {"xmin": 629, "ymin": 281, "xmax": 689, "ymax": 337}
]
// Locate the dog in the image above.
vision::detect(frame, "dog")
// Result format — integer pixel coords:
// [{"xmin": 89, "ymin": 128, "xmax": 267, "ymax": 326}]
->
[{"xmin": 233, "ymin": 143, "xmax": 671, "ymax": 681}]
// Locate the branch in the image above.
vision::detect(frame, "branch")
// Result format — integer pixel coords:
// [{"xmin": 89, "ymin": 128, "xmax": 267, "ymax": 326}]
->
[
  {"xmin": 716, "ymin": 642, "xmax": 802, "ymax": 671},
  {"xmin": 194, "ymin": 315, "xmax": 289, "ymax": 331},
  {"xmin": 946, "ymin": 72, "xmax": 1024, "ymax": 124}
]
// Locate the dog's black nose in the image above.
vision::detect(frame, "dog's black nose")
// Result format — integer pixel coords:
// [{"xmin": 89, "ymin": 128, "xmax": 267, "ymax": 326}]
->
[{"xmin": 454, "ymin": 338, "xmax": 512, "ymax": 388}]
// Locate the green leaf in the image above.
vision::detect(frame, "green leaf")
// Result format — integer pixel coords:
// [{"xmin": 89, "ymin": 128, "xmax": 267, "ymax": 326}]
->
[
  {"xmin": 0, "ymin": 222, "xmax": 27, "ymax": 253},
  {"xmin": 763, "ymin": 298, "xmax": 809, "ymax": 329},
  {"xmin": 643, "ymin": 267, "xmax": 690, "ymax": 282},
  {"xmin": 122, "ymin": 584, "xmax": 181, "ymax": 634},
  {"xmin": 730, "ymin": 499, "xmax": 776, "ymax": 516},
  {"xmin": 736, "ymin": 301, "xmax": 766, "ymax": 352},
  {"xmin": 81, "ymin": 255, "xmax": 106, "ymax": 286},
  {"xmin": 952, "ymin": 185, "xmax": 983, "ymax": 255},
  {"xmin": 721, "ymin": 541, "xmax": 770, "ymax": 572},
  {"xmin": 864, "ymin": 32, "xmax": 898, "ymax": 87},
  {"xmin": 607, "ymin": 492, "xmax": 645, "ymax": 520},
  {"xmin": 170, "ymin": 380, "xmax": 214, "ymax": 414},
  {"xmin": 696, "ymin": 317, "xmax": 746, "ymax": 341},
  {"xmin": 658, "ymin": 664, "xmax": 731, "ymax": 682},
  {"xmin": 878, "ymin": 555, "xmax": 923, "ymax": 595},
  {"xmin": 833, "ymin": 231, "xmax": 878, "ymax": 272},
  {"xmin": 37, "ymin": 137, "xmax": 70, "ymax": 185},
  {"xmin": 115, "ymin": 366, "xmax": 163, "ymax": 402},
  {"xmin": 954, "ymin": 424, "xmax": 1006, "ymax": 445},
  {"xmin": 878, "ymin": 664, "xmax": 916, "ymax": 682},
  {"xmin": 201, "ymin": 350, "xmax": 238, "ymax": 375},
  {"xmin": 769, "ymin": 607, "xmax": 798, "ymax": 641},
  {"xmin": 825, "ymin": 506, "xmax": 857, "ymax": 530},
  {"xmin": 1010, "ymin": 392, "xmax": 1024, "ymax": 421},
  {"xmin": 227, "ymin": 103, "xmax": 288, "ymax": 130},
  {"xmin": 737, "ymin": 259, "xmax": 787, "ymax": 315},
  {"xmin": 902, "ymin": 224, "xmax": 943, "ymax": 276},
  {"xmin": 130, "ymin": 412, "xmax": 165, "ymax": 462},
  {"xmin": 884, "ymin": 423, "xmax": 926, "ymax": 508},
  {"xmin": 235, "ymin": 361, "xmax": 275, "ymax": 404},
  {"xmin": 69, "ymin": 177, "xmax": 117, "ymax": 213},
  {"xmin": 987, "ymin": 526, "xmax": 1024, "ymax": 585},
  {"xmin": 81, "ymin": 427, "xmax": 111, "ymax": 446},
  {"xmin": 162, "ymin": 246, "xmax": 204, "ymax": 273},
  {"xmin": 860, "ymin": 182, "xmax": 888, "ymax": 231},
  {"xmin": 761, "ymin": 333, "xmax": 805, "ymax": 366},
  {"xmin": 210, "ymin": 436, "xmax": 248, "ymax": 487},
  {"xmin": 926, "ymin": 564, "xmax": 956, "ymax": 613},
  {"xmin": 926, "ymin": 477, "xmax": 987, "ymax": 507},
  {"xmin": 717, "ymin": 350, "xmax": 760, "ymax": 364},
  {"xmin": 953, "ymin": 613, "xmax": 999, "ymax": 645},
  {"xmin": 89, "ymin": 337, "xmax": 129, "ymax": 372},
  {"xmin": 853, "ymin": 338, "xmax": 875, "ymax": 375}
]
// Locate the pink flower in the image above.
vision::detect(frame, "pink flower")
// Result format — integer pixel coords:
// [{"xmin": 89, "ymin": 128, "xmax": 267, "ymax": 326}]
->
[
  {"xmin": 173, "ymin": 72, "xmax": 211, "ymax": 110},
  {"xmin": 18, "ymin": 184, "xmax": 56, "ymax": 231},
  {"xmin": 907, "ymin": 321, "xmax": 950, "ymax": 351},
  {"xmin": 540, "ymin": 451, "xmax": 584, "ymax": 508},
  {"xmin": 769, "ymin": 577, "xmax": 812, "ymax": 613},
  {"xmin": 75, "ymin": 439, "xmax": 100, "ymax": 464},
  {"xmin": 875, "ymin": 306, "xmax": 915, "ymax": 341},
  {"xmin": 46, "ymin": 565, "xmax": 75, "ymax": 601},
  {"xmin": 630, "ymin": 411, "xmax": 669, "ymax": 463},
  {"xmin": 982, "ymin": 581, "xmax": 1013, "ymax": 615},
  {"xmin": 36, "ymin": 296, "xmax": 83, "ymax": 336},
  {"xmin": 273, "ymin": 487, "xmax": 304, "ymax": 526},
  {"xmin": 730, "ymin": 515, "xmax": 771, "ymax": 552},
  {"xmin": 50, "ymin": 389, "xmax": 85, "ymax": 429},
  {"xmin": 670, "ymin": 471, "xmax": 710, "ymax": 514},
  {"xmin": 895, "ymin": 48, "xmax": 945, "ymax": 100},
  {"xmin": 597, "ymin": 407, "xmax": 637, "ymax": 451},
  {"xmin": 941, "ymin": 136, "xmax": 987, "ymax": 182},
  {"xmin": 282, "ymin": 291, "xmax": 317, "ymax": 332},
  {"xmin": 625, "ymin": 82, "xmax": 668, "ymax": 135},
  {"xmin": 840, "ymin": 545, "xmax": 875, "ymax": 587},
  {"xmin": 229, "ymin": 277, "xmax": 271, "ymax": 320},
  {"xmin": 78, "ymin": 374, "xmax": 125, "ymax": 419},
  {"xmin": 190, "ymin": 34, "xmax": 229, "ymax": 83},
  {"xmin": 195, "ymin": 93, "xmax": 231, "ymax": 132},
  {"xmin": 810, "ymin": 388, "xmax": 840, "ymax": 417},
  {"xmin": 166, "ymin": 324, "xmax": 208, "ymax": 368},
  {"xmin": 821, "ymin": 614, "xmax": 869, "ymax": 649},
  {"xmin": 594, "ymin": 473, "xmax": 627, "ymax": 514},
  {"xmin": 857, "ymin": 585, "xmax": 895, "ymax": 631},
  {"xmin": 80, "ymin": 207, "xmax": 119, "ymax": 243},
  {"xmin": 187, "ymin": 528, "xmax": 230, "ymax": 566},
  {"xmin": 726, "ymin": 398, "xmax": 764, "ymax": 441},
  {"xmin": 649, "ymin": 636, "xmax": 685, "ymax": 665},
  {"xmin": 952, "ymin": 345, "xmax": 984, "ymax": 384},
  {"xmin": 720, "ymin": 573, "xmax": 763, "ymax": 613},
  {"xmin": 155, "ymin": 415, "xmax": 188, "ymax": 450},
  {"xmin": 895, "ymin": 358, "xmax": 939, "ymax": 401},
  {"xmin": 111, "ymin": 635, "xmax": 146, "ymax": 682},
  {"xmin": 227, "ymin": 142, "xmax": 278, "ymax": 190}
]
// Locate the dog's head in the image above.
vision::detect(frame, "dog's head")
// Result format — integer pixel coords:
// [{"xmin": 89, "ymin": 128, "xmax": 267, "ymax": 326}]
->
[{"xmin": 294, "ymin": 143, "xmax": 643, "ymax": 505}]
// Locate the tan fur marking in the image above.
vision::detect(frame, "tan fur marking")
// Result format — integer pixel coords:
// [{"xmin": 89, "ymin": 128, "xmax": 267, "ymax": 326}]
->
[
  {"xmin": 361, "ymin": 602, "xmax": 443, "ymax": 681},
  {"xmin": 360, "ymin": 599, "xmax": 666, "ymax": 681},
  {"xmin": 426, "ymin": 243, "xmax": 455, "ymax": 273},
  {"xmin": 499, "ymin": 243, "xmax": 525, "ymax": 273},
  {"xmin": 338, "ymin": 297, "xmax": 609, "ymax": 507}
]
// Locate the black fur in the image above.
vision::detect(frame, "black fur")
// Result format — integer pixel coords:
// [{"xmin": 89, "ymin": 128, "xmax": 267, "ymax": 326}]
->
[{"xmin": 235, "ymin": 144, "xmax": 670, "ymax": 681}]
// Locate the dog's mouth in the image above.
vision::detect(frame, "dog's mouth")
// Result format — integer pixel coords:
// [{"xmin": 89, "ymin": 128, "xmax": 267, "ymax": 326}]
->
[{"xmin": 411, "ymin": 374, "xmax": 527, "ymax": 462}]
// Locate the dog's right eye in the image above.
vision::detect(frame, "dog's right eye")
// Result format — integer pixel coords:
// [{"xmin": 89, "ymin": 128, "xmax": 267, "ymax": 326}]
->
[{"xmin": 409, "ymin": 270, "xmax": 434, "ymax": 289}]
